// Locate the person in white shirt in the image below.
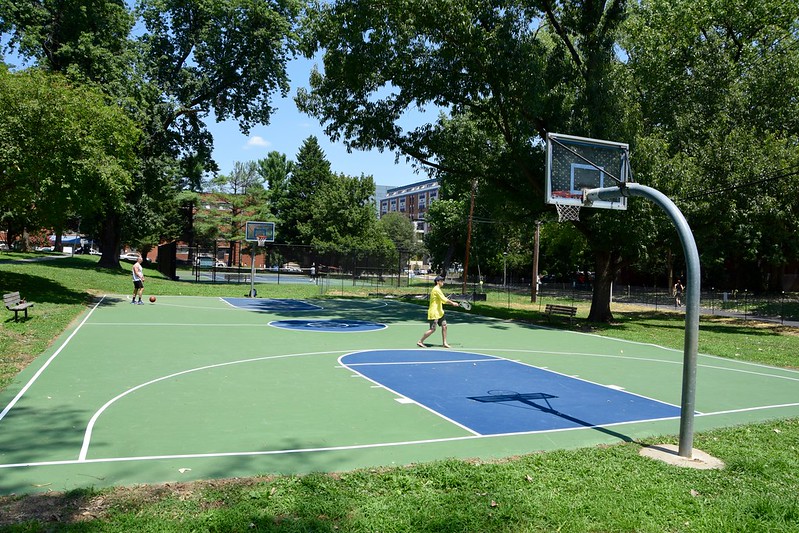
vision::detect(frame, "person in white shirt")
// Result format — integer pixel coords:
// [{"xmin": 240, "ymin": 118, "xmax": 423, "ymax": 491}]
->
[{"xmin": 132, "ymin": 254, "xmax": 145, "ymax": 305}]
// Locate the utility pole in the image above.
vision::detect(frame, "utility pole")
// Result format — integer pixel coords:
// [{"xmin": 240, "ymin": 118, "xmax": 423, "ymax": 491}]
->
[
  {"xmin": 531, "ymin": 221, "xmax": 540, "ymax": 302},
  {"xmin": 462, "ymin": 179, "xmax": 477, "ymax": 295}
]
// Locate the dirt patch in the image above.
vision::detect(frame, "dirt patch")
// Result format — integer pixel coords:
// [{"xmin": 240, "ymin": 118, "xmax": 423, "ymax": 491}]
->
[{"xmin": 0, "ymin": 477, "xmax": 271, "ymax": 527}]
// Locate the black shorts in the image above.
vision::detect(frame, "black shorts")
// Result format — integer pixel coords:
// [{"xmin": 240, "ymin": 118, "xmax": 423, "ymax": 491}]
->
[
  {"xmin": 133, "ymin": 280, "xmax": 144, "ymax": 289},
  {"xmin": 428, "ymin": 316, "xmax": 446, "ymax": 328}
]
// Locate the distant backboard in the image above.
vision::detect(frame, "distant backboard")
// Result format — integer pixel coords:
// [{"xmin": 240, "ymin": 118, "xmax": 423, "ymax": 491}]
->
[
  {"xmin": 545, "ymin": 133, "xmax": 629, "ymax": 210},
  {"xmin": 244, "ymin": 221, "xmax": 275, "ymax": 243}
]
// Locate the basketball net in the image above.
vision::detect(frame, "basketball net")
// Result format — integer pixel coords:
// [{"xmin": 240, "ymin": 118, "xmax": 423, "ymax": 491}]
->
[
  {"xmin": 257, "ymin": 236, "xmax": 267, "ymax": 248},
  {"xmin": 555, "ymin": 203, "xmax": 581, "ymax": 222}
]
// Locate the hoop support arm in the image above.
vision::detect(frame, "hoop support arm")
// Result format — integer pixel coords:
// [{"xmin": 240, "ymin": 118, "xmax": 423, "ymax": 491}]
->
[{"xmin": 582, "ymin": 184, "xmax": 628, "ymax": 205}]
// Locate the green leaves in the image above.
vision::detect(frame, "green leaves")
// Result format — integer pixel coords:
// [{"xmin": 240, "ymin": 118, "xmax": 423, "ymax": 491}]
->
[
  {"xmin": 626, "ymin": 0, "xmax": 799, "ymax": 289},
  {"xmin": 273, "ymin": 136, "xmax": 386, "ymax": 256},
  {"xmin": 138, "ymin": 0, "xmax": 301, "ymax": 134},
  {"xmin": 0, "ymin": 68, "xmax": 140, "ymax": 236}
]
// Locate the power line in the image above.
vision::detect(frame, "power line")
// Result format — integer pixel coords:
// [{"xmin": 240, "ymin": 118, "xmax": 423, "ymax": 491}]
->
[{"xmin": 678, "ymin": 165, "xmax": 799, "ymax": 201}]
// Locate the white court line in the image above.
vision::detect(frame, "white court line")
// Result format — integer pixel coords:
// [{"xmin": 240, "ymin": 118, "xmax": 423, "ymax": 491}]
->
[
  {"xmin": 7, "ymin": 403, "xmax": 799, "ymax": 470},
  {"xmin": 5, "ymin": 300, "xmax": 798, "ymax": 468},
  {"xmin": 76, "ymin": 346, "xmax": 799, "ymax": 460},
  {"xmin": 344, "ymin": 358, "xmax": 505, "ymax": 367},
  {"xmin": 0, "ymin": 296, "xmax": 105, "ymax": 423},
  {"xmin": 482, "ymin": 348, "xmax": 799, "ymax": 383},
  {"xmin": 87, "ymin": 323, "xmax": 270, "ymax": 327},
  {"xmin": 343, "ymin": 349, "xmax": 684, "ymax": 414},
  {"xmin": 78, "ymin": 350, "xmax": 348, "ymax": 461},
  {"xmin": 338, "ymin": 351, "xmax": 481, "ymax": 436}
]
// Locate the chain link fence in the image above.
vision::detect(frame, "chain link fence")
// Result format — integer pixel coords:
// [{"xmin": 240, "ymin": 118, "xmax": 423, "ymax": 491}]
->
[
  {"xmin": 169, "ymin": 242, "xmax": 799, "ymax": 324},
  {"xmin": 533, "ymin": 282, "xmax": 799, "ymax": 324}
]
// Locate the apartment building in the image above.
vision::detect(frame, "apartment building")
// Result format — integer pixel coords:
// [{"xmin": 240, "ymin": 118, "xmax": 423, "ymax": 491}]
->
[{"xmin": 377, "ymin": 178, "xmax": 440, "ymax": 235}]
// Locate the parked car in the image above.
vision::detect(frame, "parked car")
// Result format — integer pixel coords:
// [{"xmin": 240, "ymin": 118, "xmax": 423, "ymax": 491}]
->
[
  {"xmin": 195, "ymin": 256, "xmax": 226, "ymax": 268},
  {"xmin": 280, "ymin": 262, "xmax": 302, "ymax": 273},
  {"xmin": 119, "ymin": 252, "xmax": 140, "ymax": 261}
]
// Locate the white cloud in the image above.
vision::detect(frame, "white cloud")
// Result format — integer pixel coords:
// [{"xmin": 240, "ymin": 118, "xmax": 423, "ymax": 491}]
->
[{"xmin": 244, "ymin": 136, "xmax": 271, "ymax": 149}]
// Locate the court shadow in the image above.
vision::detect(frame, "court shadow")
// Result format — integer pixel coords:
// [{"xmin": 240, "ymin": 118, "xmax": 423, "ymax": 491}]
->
[
  {"xmin": 94, "ymin": 296, "xmax": 127, "ymax": 307},
  {"xmin": 0, "ymin": 270, "xmax": 87, "ymax": 305},
  {"xmin": 0, "ymin": 405, "xmax": 89, "ymax": 457},
  {"xmin": 468, "ymin": 391, "xmax": 636, "ymax": 443}
]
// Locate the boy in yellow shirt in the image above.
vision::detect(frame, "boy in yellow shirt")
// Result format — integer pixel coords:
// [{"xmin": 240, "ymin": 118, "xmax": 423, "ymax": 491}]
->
[{"xmin": 418, "ymin": 275, "xmax": 460, "ymax": 348}]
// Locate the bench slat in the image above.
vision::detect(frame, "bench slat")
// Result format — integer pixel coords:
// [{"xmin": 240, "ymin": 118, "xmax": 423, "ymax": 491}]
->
[
  {"xmin": 545, "ymin": 304, "xmax": 577, "ymax": 321},
  {"xmin": 3, "ymin": 291, "xmax": 21, "ymax": 305}
]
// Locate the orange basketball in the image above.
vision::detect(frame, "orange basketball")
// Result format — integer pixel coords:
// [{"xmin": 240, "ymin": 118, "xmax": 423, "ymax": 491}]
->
[{"xmin": 149, "ymin": 296, "xmax": 156, "ymax": 303}]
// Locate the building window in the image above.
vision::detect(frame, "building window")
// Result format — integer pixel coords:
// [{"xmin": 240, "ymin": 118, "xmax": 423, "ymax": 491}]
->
[
  {"xmin": 430, "ymin": 191, "xmax": 438, "ymax": 201},
  {"xmin": 418, "ymin": 193, "xmax": 426, "ymax": 208},
  {"xmin": 390, "ymin": 199, "xmax": 397, "ymax": 211},
  {"xmin": 381, "ymin": 201, "xmax": 388, "ymax": 213},
  {"xmin": 399, "ymin": 198, "xmax": 406, "ymax": 212}
]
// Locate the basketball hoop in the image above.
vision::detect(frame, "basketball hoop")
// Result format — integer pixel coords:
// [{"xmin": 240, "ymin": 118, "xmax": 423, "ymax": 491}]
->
[
  {"xmin": 555, "ymin": 203, "xmax": 581, "ymax": 222},
  {"xmin": 257, "ymin": 236, "xmax": 268, "ymax": 248}
]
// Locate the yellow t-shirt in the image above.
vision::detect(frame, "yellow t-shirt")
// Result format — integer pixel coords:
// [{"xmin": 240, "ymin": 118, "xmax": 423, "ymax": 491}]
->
[{"xmin": 427, "ymin": 285, "xmax": 448, "ymax": 320}]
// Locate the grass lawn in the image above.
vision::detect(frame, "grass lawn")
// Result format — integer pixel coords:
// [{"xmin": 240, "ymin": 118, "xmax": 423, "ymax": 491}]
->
[{"xmin": 1, "ymin": 254, "xmax": 798, "ymax": 532}]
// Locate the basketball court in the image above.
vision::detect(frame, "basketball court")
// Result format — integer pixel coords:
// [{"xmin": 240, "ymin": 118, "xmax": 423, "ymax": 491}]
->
[{"xmin": 1, "ymin": 295, "xmax": 798, "ymax": 495}]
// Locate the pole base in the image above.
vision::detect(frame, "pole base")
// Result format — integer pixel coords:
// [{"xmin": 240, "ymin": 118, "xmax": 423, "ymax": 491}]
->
[{"xmin": 639, "ymin": 444, "xmax": 724, "ymax": 469}]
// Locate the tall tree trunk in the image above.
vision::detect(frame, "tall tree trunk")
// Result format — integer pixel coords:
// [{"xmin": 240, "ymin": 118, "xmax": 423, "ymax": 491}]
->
[
  {"xmin": 20, "ymin": 228, "xmax": 31, "ymax": 252},
  {"xmin": 5, "ymin": 220, "xmax": 23, "ymax": 250},
  {"xmin": 53, "ymin": 224, "xmax": 63, "ymax": 252},
  {"xmin": 97, "ymin": 212, "xmax": 122, "ymax": 269},
  {"xmin": 587, "ymin": 249, "xmax": 617, "ymax": 323}
]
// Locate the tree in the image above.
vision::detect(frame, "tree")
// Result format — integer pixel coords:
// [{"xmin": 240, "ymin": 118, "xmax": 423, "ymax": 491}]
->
[
  {"xmin": 137, "ymin": 0, "xmax": 301, "ymax": 135},
  {"xmin": 310, "ymin": 172, "xmax": 381, "ymax": 251},
  {"xmin": 379, "ymin": 212, "xmax": 422, "ymax": 257},
  {"xmin": 423, "ymin": 199, "xmax": 467, "ymax": 275},
  {"xmin": 624, "ymin": 0, "xmax": 799, "ymax": 290},
  {"xmin": 258, "ymin": 151, "xmax": 294, "ymax": 200},
  {"xmin": 204, "ymin": 161, "xmax": 271, "ymax": 265},
  {"xmin": 2, "ymin": 0, "xmax": 301, "ymax": 267},
  {"xmin": 0, "ymin": 0, "xmax": 135, "ymax": 84},
  {"xmin": 276, "ymin": 136, "xmax": 334, "ymax": 245},
  {"xmin": 297, "ymin": 0, "xmax": 635, "ymax": 321},
  {"xmin": 0, "ymin": 67, "xmax": 140, "ymax": 250},
  {"xmin": 109, "ymin": 0, "xmax": 301, "ymax": 268}
]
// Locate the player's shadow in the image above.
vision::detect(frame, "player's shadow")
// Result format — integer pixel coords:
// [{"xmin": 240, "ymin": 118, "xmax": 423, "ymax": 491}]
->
[{"xmin": 468, "ymin": 391, "xmax": 636, "ymax": 443}]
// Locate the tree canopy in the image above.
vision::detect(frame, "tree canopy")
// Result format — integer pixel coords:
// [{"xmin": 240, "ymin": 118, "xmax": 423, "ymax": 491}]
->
[
  {"xmin": 272, "ymin": 136, "xmax": 393, "ymax": 258},
  {"xmin": 0, "ymin": 67, "xmax": 140, "ymax": 248},
  {"xmin": 2, "ymin": 0, "xmax": 798, "ymax": 303},
  {"xmin": 297, "ymin": 0, "xmax": 799, "ymax": 318},
  {"xmin": 1, "ymin": 0, "xmax": 301, "ymax": 266},
  {"xmin": 625, "ymin": 0, "xmax": 799, "ymax": 290},
  {"xmin": 297, "ymin": 0, "xmax": 636, "ymax": 319}
]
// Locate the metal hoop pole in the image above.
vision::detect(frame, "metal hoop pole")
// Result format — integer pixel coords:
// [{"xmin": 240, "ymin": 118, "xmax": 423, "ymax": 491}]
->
[{"xmin": 586, "ymin": 183, "xmax": 700, "ymax": 458}]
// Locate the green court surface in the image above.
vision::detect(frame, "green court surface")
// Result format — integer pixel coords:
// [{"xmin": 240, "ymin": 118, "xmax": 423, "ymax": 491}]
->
[{"xmin": 1, "ymin": 295, "xmax": 798, "ymax": 495}]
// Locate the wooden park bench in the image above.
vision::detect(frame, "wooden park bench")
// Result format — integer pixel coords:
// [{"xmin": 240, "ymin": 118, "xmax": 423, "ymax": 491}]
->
[
  {"xmin": 544, "ymin": 303, "xmax": 577, "ymax": 323},
  {"xmin": 4, "ymin": 292, "xmax": 34, "ymax": 321}
]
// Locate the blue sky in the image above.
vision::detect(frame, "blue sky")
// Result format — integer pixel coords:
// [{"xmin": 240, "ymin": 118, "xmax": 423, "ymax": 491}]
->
[
  {"xmin": 2, "ymin": 44, "xmax": 429, "ymax": 189},
  {"xmin": 209, "ymin": 55, "xmax": 430, "ymax": 188}
]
